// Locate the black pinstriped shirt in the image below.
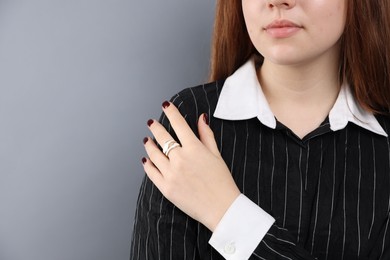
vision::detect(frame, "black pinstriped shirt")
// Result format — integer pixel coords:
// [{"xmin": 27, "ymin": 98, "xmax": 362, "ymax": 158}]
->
[{"xmin": 130, "ymin": 63, "xmax": 390, "ymax": 259}]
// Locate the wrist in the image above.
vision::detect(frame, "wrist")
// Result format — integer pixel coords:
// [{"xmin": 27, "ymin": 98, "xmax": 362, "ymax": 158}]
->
[{"xmin": 204, "ymin": 190, "xmax": 241, "ymax": 232}]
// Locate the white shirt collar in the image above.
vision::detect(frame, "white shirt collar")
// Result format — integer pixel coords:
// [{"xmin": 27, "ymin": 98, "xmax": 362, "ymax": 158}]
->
[{"xmin": 214, "ymin": 58, "xmax": 388, "ymax": 137}]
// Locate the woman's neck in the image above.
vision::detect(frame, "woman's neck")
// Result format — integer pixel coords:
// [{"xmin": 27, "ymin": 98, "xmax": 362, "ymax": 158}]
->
[{"xmin": 258, "ymin": 56, "xmax": 341, "ymax": 139}]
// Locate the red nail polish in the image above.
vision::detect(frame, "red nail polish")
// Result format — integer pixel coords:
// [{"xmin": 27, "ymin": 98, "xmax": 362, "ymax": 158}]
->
[
  {"xmin": 162, "ymin": 101, "xmax": 170, "ymax": 108},
  {"xmin": 143, "ymin": 137, "xmax": 148, "ymax": 144},
  {"xmin": 147, "ymin": 119, "xmax": 154, "ymax": 127},
  {"xmin": 141, "ymin": 157, "xmax": 147, "ymax": 164},
  {"xmin": 203, "ymin": 113, "xmax": 209, "ymax": 125}
]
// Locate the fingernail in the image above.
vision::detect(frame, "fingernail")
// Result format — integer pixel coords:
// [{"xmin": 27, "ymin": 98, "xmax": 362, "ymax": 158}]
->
[
  {"xmin": 143, "ymin": 137, "xmax": 148, "ymax": 144},
  {"xmin": 147, "ymin": 119, "xmax": 154, "ymax": 127},
  {"xmin": 203, "ymin": 113, "xmax": 209, "ymax": 125},
  {"xmin": 141, "ymin": 157, "xmax": 147, "ymax": 164},
  {"xmin": 162, "ymin": 101, "xmax": 170, "ymax": 108}
]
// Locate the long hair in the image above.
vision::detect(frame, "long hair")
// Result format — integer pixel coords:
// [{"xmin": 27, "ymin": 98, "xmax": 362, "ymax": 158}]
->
[
  {"xmin": 209, "ymin": 0, "xmax": 257, "ymax": 81},
  {"xmin": 209, "ymin": 0, "xmax": 390, "ymax": 115}
]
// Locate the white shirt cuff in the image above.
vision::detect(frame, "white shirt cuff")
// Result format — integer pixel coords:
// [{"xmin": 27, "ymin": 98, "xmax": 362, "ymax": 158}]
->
[{"xmin": 208, "ymin": 194, "xmax": 275, "ymax": 260}]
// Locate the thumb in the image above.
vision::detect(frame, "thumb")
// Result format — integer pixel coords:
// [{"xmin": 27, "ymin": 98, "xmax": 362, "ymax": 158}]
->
[{"xmin": 198, "ymin": 113, "xmax": 220, "ymax": 157}]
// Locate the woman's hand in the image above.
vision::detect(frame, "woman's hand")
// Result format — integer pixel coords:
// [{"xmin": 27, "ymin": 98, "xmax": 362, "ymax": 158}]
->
[{"xmin": 142, "ymin": 101, "xmax": 241, "ymax": 232}]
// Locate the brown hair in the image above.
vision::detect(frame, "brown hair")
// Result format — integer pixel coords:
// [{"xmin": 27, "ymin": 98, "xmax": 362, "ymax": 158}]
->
[
  {"xmin": 209, "ymin": 0, "xmax": 390, "ymax": 115},
  {"xmin": 209, "ymin": 1, "xmax": 257, "ymax": 81}
]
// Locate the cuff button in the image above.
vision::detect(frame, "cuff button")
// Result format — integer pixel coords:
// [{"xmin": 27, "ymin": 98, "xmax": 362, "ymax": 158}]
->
[{"xmin": 224, "ymin": 242, "xmax": 236, "ymax": 254}]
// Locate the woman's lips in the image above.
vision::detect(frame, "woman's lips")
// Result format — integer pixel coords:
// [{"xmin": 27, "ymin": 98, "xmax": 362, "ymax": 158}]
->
[{"xmin": 264, "ymin": 20, "xmax": 303, "ymax": 38}]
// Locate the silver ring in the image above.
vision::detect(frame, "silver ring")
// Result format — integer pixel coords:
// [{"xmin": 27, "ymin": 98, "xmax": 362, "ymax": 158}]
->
[{"xmin": 162, "ymin": 140, "xmax": 181, "ymax": 157}]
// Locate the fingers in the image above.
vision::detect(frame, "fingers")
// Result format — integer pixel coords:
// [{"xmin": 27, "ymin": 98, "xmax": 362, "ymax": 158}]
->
[
  {"xmin": 161, "ymin": 101, "xmax": 198, "ymax": 145},
  {"xmin": 198, "ymin": 113, "xmax": 221, "ymax": 157},
  {"xmin": 147, "ymin": 119, "xmax": 182, "ymax": 158},
  {"xmin": 143, "ymin": 136, "xmax": 170, "ymax": 168},
  {"xmin": 141, "ymin": 156, "xmax": 164, "ymax": 190},
  {"xmin": 147, "ymin": 119, "xmax": 174, "ymax": 146},
  {"xmin": 147, "ymin": 102, "xmax": 218, "ymax": 158},
  {"xmin": 144, "ymin": 102, "xmax": 219, "ymax": 171}
]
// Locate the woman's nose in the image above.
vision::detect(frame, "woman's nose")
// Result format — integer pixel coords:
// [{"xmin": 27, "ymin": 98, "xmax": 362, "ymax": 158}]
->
[{"xmin": 267, "ymin": 0, "xmax": 296, "ymax": 9}]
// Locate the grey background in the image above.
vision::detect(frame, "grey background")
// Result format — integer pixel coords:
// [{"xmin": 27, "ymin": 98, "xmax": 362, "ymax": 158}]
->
[{"xmin": 0, "ymin": 1, "xmax": 214, "ymax": 259}]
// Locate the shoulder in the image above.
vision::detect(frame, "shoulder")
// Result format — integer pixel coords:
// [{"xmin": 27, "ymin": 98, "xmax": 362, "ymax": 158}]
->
[
  {"xmin": 170, "ymin": 79, "xmax": 225, "ymax": 106},
  {"xmin": 162, "ymin": 80, "xmax": 226, "ymax": 136},
  {"xmin": 169, "ymin": 79, "xmax": 226, "ymax": 117},
  {"xmin": 375, "ymin": 114, "xmax": 390, "ymax": 136}
]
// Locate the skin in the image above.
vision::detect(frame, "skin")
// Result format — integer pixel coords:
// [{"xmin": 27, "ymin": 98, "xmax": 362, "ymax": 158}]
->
[
  {"xmin": 243, "ymin": 0, "xmax": 346, "ymax": 66},
  {"xmin": 142, "ymin": 0, "xmax": 347, "ymax": 233},
  {"xmin": 244, "ymin": 0, "xmax": 347, "ymax": 138},
  {"xmin": 143, "ymin": 108, "xmax": 240, "ymax": 232}
]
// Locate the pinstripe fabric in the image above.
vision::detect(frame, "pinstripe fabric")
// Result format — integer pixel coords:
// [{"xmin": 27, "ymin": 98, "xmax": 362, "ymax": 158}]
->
[{"xmin": 130, "ymin": 80, "xmax": 390, "ymax": 259}]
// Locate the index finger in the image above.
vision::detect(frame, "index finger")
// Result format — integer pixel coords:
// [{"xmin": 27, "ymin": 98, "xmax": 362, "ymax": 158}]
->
[{"xmin": 162, "ymin": 101, "xmax": 198, "ymax": 146}]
